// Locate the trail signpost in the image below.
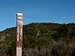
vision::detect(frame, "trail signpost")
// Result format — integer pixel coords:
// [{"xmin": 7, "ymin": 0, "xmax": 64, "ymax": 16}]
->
[{"xmin": 16, "ymin": 12, "xmax": 23, "ymax": 56}]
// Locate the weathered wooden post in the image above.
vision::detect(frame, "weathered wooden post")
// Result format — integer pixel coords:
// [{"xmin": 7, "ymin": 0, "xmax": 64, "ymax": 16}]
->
[{"xmin": 16, "ymin": 12, "xmax": 23, "ymax": 56}]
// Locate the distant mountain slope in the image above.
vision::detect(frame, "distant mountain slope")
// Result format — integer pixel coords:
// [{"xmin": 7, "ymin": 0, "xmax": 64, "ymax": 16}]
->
[{"xmin": 0, "ymin": 23, "xmax": 75, "ymax": 56}]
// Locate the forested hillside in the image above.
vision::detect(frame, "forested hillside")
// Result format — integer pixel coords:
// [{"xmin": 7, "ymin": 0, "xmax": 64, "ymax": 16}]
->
[{"xmin": 0, "ymin": 23, "xmax": 75, "ymax": 56}]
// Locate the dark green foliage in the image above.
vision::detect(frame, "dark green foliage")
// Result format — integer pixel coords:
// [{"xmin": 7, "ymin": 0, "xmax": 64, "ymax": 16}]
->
[{"xmin": 0, "ymin": 23, "xmax": 75, "ymax": 56}]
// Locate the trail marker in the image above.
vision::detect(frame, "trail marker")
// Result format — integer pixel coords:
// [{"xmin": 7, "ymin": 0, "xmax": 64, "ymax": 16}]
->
[{"xmin": 16, "ymin": 12, "xmax": 23, "ymax": 56}]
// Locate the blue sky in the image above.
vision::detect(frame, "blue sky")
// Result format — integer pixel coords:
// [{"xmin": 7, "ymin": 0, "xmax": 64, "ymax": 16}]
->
[{"xmin": 0, "ymin": 0, "xmax": 75, "ymax": 31}]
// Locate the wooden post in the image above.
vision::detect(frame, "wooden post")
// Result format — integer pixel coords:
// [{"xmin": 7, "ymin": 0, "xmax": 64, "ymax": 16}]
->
[{"xmin": 16, "ymin": 12, "xmax": 23, "ymax": 56}]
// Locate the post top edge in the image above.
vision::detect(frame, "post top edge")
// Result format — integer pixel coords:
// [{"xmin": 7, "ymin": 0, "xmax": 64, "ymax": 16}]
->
[{"xmin": 16, "ymin": 13, "xmax": 23, "ymax": 16}]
